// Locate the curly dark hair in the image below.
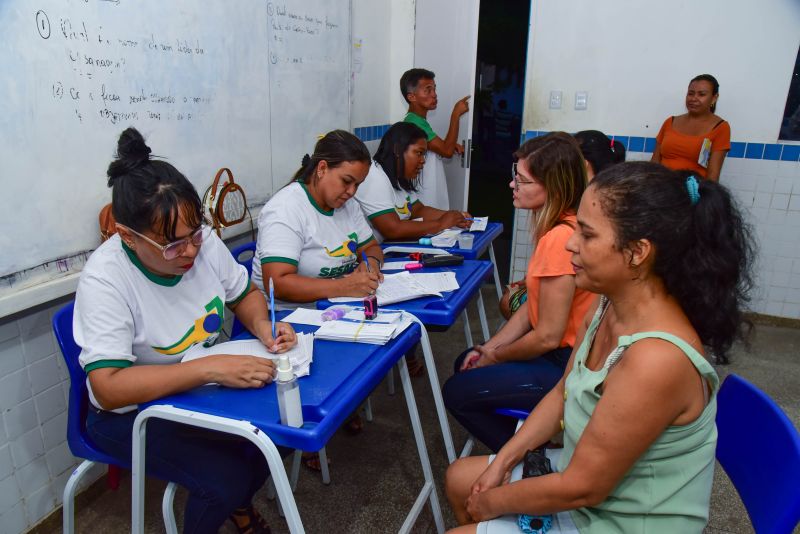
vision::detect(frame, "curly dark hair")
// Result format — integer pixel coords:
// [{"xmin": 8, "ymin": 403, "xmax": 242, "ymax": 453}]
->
[{"xmin": 591, "ymin": 161, "xmax": 755, "ymax": 363}]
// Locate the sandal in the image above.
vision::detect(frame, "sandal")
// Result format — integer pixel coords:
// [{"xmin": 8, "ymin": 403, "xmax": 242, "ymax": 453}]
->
[
  {"xmin": 301, "ymin": 451, "xmax": 331, "ymax": 472},
  {"xmin": 229, "ymin": 505, "xmax": 271, "ymax": 534},
  {"xmin": 344, "ymin": 413, "xmax": 364, "ymax": 435}
]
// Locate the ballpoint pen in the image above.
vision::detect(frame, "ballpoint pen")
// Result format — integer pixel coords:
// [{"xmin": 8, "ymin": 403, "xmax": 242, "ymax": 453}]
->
[{"xmin": 269, "ymin": 277, "xmax": 276, "ymax": 340}]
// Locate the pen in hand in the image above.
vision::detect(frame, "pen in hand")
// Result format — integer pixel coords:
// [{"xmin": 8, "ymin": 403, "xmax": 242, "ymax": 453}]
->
[
  {"xmin": 361, "ymin": 251, "xmax": 372, "ymax": 273},
  {"xmin": 268, "ymin": 277, "xmax": 276, "ymax": 343}
]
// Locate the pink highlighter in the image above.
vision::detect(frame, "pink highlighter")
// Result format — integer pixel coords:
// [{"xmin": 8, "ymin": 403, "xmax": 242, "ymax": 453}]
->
[{"xmin": 405, "ymin": 262, "xmax": 423, "ymax": 271}]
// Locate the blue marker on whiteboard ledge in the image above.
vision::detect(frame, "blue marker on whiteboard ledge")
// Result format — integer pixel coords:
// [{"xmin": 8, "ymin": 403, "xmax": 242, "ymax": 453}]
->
[{"xmin": 269, "ymin": 277, "xmax": 276, "ymax": 341}]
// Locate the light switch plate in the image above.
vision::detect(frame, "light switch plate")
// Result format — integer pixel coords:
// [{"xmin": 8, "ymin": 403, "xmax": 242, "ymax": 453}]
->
[{"xmin": 575, "ymin": 91, "xmax": 588, "ymax": 110}]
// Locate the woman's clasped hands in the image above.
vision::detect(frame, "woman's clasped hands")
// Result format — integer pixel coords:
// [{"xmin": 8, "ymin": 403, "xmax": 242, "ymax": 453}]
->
[
  {"xmin": 465, "ymin": 460, "xmax": 511, "ymax": 522},
  {"xmin": 460, "ymin": 344, "xmax": 501, "ymax": 371}
]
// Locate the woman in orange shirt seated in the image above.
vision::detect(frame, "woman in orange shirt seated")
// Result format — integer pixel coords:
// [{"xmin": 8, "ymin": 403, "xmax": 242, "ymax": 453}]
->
[
  {"xmin": 442, "ymin": 132, "xmax": 595, "ymax": 453},
  {"xmin": 652, "ymin": 74, "xmax": 730, "ymax": 181}
]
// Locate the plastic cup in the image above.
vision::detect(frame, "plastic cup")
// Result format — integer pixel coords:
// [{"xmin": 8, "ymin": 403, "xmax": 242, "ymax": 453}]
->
[{"xmin": 458, "ymin": 233, "xmax": 474, "ymax": 249}]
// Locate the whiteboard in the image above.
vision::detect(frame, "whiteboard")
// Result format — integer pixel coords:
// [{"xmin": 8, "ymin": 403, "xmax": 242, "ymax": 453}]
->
[
  {"xmin": 267, "ymin": 0, "xmax": 352, "ymax": 191},
  {"xmin": 0, "ymin": 0, "xmax": 350, "ymax": 290}
]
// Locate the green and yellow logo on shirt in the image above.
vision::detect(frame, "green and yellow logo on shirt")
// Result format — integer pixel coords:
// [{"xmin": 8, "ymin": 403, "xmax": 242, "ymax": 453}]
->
[
  {"xmin": 152, "ymin": 296, "xmax": 224, "ymax": 355},
  {"xmin": 324, "ymin": 232, "xmax": 358, "ymax": 258},
  {"xmin": 395, "ymin": 196, "xmax": 412, "ymax": 216}
]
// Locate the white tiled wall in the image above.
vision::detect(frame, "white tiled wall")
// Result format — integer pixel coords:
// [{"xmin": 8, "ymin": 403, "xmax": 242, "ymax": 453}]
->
[
  {"xmin": 0, "ymin": 297, "xmax": 104, "ymax": 532},
  {"xmin": 509, "ymin": 153, "xmax": 800, "ymax": 320}
]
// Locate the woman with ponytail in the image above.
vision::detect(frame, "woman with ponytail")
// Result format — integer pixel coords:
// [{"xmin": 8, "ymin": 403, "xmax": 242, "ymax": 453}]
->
[
  {"xmin": 252, "ymin": 129, "xmax": 383, "ymax": 308},
  {"xmin": 75, "ymin": 128, "xmax": 295, "ymax": 533},
  {"xmin": 445, "ymin": 161, "xmax": 754, "ymax": 533}
]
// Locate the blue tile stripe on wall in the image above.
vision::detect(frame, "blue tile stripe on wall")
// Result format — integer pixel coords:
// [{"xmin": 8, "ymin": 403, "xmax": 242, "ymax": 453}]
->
[
  {"xmin": 354, "ymin": 124, "xmax": 391, "ymax": 142},
  {"xmin": 521, "ymin": 131, "xmax": 800, "ymax": 162}
]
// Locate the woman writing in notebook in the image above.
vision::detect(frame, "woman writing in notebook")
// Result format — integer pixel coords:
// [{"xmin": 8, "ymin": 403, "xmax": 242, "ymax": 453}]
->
[
  {"xmin": 75, "ymin": 128, "xmax": 296, "ymax": 534},
  {"xmin": 252, "ymin": 129, "xmax": 384, "ymax": 458},
  {"xmin": 445, "ymin": 162, "xmax": 753, "ymax": 533},
  {"xmin": 651, "ymin": 74, "xmax": 730, "ymax": 181},
  {"xmin": 252, "ymin": 130, "xmax": 384, "ymax": 309},
  {"xmin": 354, "ymin": 122, "xmax": 471, "ymax": 242},
  {"xmin": 443, "ymin": 132, "xmax": 594, "ymax": 453}
]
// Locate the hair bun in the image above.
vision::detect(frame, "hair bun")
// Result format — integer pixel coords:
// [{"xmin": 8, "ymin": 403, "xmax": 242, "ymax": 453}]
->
[
  {"xmin": 106, "ymin": 127, "xmax": 152, "ymax": 186},
  {"xmin": 301, "ymin": 153, "xmax": 311, "ymax": 167}
]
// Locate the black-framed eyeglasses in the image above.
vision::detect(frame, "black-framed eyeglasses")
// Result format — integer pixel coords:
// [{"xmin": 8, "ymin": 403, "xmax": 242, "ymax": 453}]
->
[
  {"xmin": 121, "ymin": 224, "xmax": 211, "ymax": 260},
  {"xmin": 511, "ymin": 162, "xmax": 537, "ymax": 191}
]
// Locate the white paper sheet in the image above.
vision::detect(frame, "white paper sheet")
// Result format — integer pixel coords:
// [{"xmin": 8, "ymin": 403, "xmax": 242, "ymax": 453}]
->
[
  {"xmin": 431, "ymin": 228, "xmax": 462, "ymax": 247},
  {"xmin": 181, "ymin": 334, "xmax": 315, "ymax": 377},
  {"xmin": 468, "ymin": 216, "xmax": 488, "ymax": 232},
  {"xmin": 283, "ymin": 308, "xmax": 329, "ymax": 326},
  {"xmin": 327, "ymin": 271, "xmax": 441, "ymax": 305},
  {"xmin": 412, "ymin": 272, "xmax": 460, "ymax": 293}
]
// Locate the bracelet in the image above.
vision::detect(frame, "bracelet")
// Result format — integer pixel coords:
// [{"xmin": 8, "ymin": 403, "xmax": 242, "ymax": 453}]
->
[{"xmin": 366, "ymin": 255, "xmax": 383, "ymax": 268}]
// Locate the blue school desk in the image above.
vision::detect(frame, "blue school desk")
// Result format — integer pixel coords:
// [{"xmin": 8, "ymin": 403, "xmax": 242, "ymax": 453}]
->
[
  {"xmin": 382, "ymin": 221, "xmax": 504, "ymax": 299},
  {"xmin": 316, "ymin": 259, "xmax": 494, "ymax": 463},
  {"xmin": 130, "ymin": 317, "xmax": 444, "ymax": 534}
]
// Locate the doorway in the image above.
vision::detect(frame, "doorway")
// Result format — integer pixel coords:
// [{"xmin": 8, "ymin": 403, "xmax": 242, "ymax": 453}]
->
[{"xmin": 467, "ymin": 0, "xmax": 531, "ymax": 284}]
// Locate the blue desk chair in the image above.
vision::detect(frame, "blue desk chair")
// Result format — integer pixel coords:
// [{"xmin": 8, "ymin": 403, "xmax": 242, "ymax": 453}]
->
[
  {"xmin": 53, "ymin": 302, "xmax": 178, "ymax": 534},
  {"xmin": 716, "ymin": 374, "xmax": 800, "ymax": 534},
  {"xmin": 461, "ymin": 375, "xmax": 800, "ymax": 534}
]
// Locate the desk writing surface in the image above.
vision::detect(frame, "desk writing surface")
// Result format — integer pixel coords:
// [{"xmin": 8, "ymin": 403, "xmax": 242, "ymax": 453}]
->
[
  {"xmin": 317, "ymin": 259, "xmax": 493, "ymax": 327},
  {"xmin": 142, "ymin": 316, "xmax": 421, "ymax": 452},
  {"xmin": 381, "ymin": 222, "xmax": 503, "ymax": 260}
]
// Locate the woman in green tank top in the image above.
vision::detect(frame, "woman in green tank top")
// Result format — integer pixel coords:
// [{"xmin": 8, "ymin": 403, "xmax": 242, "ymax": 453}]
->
[{"xmin": 445, "ymin": 163, "xmax": 755, "ymax": 534}]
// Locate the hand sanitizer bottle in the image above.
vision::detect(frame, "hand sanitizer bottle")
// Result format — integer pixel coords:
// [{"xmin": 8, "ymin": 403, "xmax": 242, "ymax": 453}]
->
[{"xmin": 276, "ymin": 355, "xmax": 303, "ymax": 428}]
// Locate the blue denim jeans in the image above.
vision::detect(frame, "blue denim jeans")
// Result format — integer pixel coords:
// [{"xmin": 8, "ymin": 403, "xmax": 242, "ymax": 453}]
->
[
  {"xmin": 87, "ymin": 407, "xmax": 285, "ymax": 533},
  {"xmin": 442, "ymin": 347, "xmax": 571, "ymax": 453}
]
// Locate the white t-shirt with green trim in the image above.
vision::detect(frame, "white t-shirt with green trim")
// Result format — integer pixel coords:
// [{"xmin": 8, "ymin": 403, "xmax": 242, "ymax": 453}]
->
[
  {"xmin": 252, "ymin": 181, "xmax": 375, "ymax": 309},
  {"xmin": 354, "ymin": 161, "xmax": 420, "ymax": 242},
  {"xmin": 74, "ymin": 232, "xmax": 250, "ymax": 413}
]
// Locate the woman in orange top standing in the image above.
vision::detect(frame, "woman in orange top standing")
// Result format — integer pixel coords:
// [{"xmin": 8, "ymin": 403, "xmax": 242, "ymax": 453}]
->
[{"xmin": 652, "ymin": 74, "xmax": 730, "ymax": 181}]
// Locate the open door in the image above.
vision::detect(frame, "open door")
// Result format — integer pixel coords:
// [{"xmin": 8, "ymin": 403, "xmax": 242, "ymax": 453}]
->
[{"xmin": 413, "ymin": 0, "xmax": 480, "ymax": 211}]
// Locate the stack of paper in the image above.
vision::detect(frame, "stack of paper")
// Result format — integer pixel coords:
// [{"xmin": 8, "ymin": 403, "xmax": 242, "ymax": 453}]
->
[
  {"xmin": 314, "ymin": 320, "xmax": 400, "ymax": 344},
  {"xmin": 431, "ymin": 228, "xmax": 462, "ymax": 247},
  {"xmin": 328, "ymin": 271, "xmax": 441, "ymax": 305},
  {"xmin": 181, "ymin": 334, "xmax": 315, "ymax": 378},
  {"xmin": 468, "ymin": 216, "xmax": 489, "ymax": 232}
]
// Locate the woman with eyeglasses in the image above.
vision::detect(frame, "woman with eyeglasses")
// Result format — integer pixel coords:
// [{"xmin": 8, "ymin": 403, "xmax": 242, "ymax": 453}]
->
[
  {"xmin": 74, "ymin": 127, "xmax": 295, "ymax": 534},
  {"xmin": 498, "ymin": 130, "xmax": 626, "ymax": 320},
  {"xmin": 442, "ymin": 132, "xmax": 595, "ymax": 453}
]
